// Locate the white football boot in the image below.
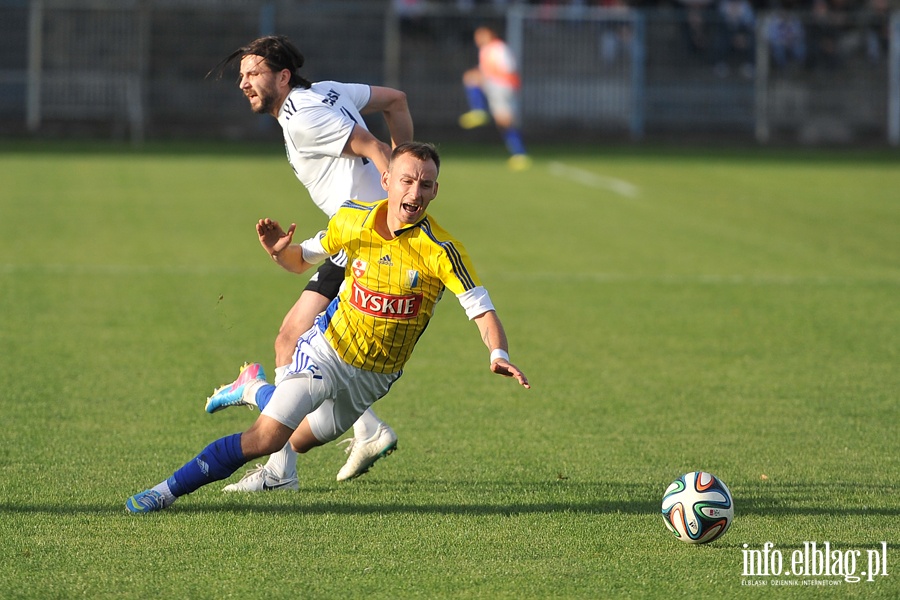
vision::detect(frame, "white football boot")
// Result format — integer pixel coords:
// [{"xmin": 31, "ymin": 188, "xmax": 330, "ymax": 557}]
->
[
  {"xmin": 336, "ymin": 424, "xmax": 398, "ymax": 482},
  {"xmin": 222, "ymin": 464, "xmax": 299, "ymax": 492}
]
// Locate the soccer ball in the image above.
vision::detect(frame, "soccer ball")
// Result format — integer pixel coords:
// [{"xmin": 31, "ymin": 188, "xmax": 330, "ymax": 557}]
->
[{"xmin": 661, "ymin": 471, "xmax": 733, "ymax": 544}]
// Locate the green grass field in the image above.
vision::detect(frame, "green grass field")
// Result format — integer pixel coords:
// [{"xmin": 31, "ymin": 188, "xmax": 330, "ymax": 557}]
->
[{"xmin": 1, "ymin": 141, "xmax": 898, "ymax": 599}]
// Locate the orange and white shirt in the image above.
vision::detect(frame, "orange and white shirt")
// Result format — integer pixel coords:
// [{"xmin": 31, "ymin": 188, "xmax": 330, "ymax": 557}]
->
[{"xmin": 479, "ymin": 39, "xmax": 521, "ymax": 90}]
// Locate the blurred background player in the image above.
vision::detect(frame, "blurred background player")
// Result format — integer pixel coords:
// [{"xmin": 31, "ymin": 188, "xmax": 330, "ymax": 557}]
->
[
  {"xmin": 206, "ymin": 35, "xmax": 413, "ymax": 491},
  {"xmin": 458, "ymin": 26, "xmax": 531, "ymax": 171}
]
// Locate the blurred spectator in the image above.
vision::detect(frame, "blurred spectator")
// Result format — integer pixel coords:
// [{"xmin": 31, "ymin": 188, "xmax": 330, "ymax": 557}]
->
[
  {"xmin": 766, "ymin": 7, "xmax": 807, "ymax": 69},
  {"xmin": 863, "ymin": 0, "xmax": 890, "ymax": 62},
  {"xmin": 806, "ymin": 0, "xmax": 857, "ymax": 70},
  {"xmin": 456, "ymin": 0, "xmax": 513, "ymax": 9},
  {"xmin": 393, "ymin": 0, "xmax": 430, "ymax": 36},
  {"xmin": 676, "ymin": 0, "xmax": 716, "ymax": 56},
  {"xmin": 713, "ymin": 0, "xmax": 756, "ymax": 77},
  {"xmin": 594, "ymin": 0, "xmax": 634, "ymax": 64}
]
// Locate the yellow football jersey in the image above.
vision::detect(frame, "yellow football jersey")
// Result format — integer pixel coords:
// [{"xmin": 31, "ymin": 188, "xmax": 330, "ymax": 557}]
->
[{"xmin": 317, "ymin": 199, "xmax": 482, "ymax": 373}]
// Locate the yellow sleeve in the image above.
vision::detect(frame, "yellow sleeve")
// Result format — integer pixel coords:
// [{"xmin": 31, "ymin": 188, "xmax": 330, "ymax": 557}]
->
[
  {"xmin": 433, "ymin": 237, "xmax": 482, "ymax": 296},
  {"xmin": 319, "ymin": 200, "xmax": 374, "ymax": 256}
]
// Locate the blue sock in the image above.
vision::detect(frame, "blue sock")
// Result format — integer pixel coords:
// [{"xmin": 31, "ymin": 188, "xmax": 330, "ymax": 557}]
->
[
  {"xmin": 255, "ymin": 383, "xmax": 276, "ymax": 412},
  {"xmin": 168, "ymin": 433, "xmax": 246, "ymax": 497},
  {"xmin": 503, "ymin": 128, "xmax": 527, "ymax": 156},
  {"xmin": 465, "ymin": 85, "xmax": 489, "ymax": 112}
]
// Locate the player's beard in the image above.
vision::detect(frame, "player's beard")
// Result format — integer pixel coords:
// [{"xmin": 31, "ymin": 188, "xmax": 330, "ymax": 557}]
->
[
  {"xmin": 250, "ymin": 91, "xmax": 277, "ymax": 115},
  {"xmin": 247, "ymin": 84, "xmax": 278, "ymax": 115}
]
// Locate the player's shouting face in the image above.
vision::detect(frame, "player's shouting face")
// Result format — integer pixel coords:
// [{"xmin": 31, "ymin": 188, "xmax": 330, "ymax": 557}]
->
[
  {"xmin": 381, "ymin": 151, "xmax": 439, "ymax": 234},
  {"xmin": 238, "ymin": 54, "xmax": 286, "ymax": 116}
]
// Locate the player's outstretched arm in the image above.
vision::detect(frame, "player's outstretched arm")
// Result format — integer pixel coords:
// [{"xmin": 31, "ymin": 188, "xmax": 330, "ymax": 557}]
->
[
  {"xmin": 257, "ymin": 218, "xmax": 311, "ymax": 275},
  {"xmin": 344, "ymin": 126, "xmax": 392, "ymax": 177},
  {"xmin": 473, "ymin": 310, "xmax": 530, "ymax": 389},
  {"xmin": 364, "ymin": 86, "xmax": 414, "ymax": 149}
]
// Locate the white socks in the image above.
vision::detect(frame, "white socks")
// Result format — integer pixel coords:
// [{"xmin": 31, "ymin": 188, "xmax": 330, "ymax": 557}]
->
[
  {"xmin": 353, "ymin": 408, "xmax": 383, "ymax": 440},
  {"xmin": 151, "ymin": 480, "xmax": 176, "ymax": 506},
  {"xmin": 265, "ymin": 442, "xmax": 298, "ymax": 479},
  {"xmin": 264, "ymin": 365, "xmax": 297, "ymax": 479}
]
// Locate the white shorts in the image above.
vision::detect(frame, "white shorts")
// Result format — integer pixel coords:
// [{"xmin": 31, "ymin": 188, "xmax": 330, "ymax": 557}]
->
[
  {"xmin": 483, "ymin": 80, "xmax": 520, "ymax": 125},
  {"xmin": 261, "ymin": 326, "xmax": 401, "ymax": 443}
]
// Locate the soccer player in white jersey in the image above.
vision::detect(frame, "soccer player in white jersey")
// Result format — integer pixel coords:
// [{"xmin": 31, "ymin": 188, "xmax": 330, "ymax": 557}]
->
[
  {"xmin": 205, "ymin": 35, "xmax": 413, "ymax": 490},
  {"xmin": 126, "ymin": 142, "xmax": 529, "ymax": 514}
]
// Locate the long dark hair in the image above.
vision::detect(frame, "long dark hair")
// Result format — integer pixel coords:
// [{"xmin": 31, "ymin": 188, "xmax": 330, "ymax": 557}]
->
[{"xmin": 209, "ymin": 35, "xmax": 312, "ymax": 89}]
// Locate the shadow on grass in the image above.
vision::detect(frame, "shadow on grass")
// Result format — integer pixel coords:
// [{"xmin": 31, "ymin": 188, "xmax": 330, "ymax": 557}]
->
[
  {"xmin": 2, "ymin": 481, "xmax": 899, "ymax": 518},
  {"xmin": 0, "ymin": 500, "xmax": 659, "ymax": 518}
]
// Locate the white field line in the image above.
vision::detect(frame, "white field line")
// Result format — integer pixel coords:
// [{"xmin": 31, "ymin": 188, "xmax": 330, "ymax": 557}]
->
[{"xmin": 548, "ymin": 161, "xmax": 640, "ymax": 198}]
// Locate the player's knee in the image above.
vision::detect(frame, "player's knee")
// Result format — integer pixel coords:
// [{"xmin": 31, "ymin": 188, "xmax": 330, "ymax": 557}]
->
[
  {"xmin": 289, "ymin": 436, "xmax": 320, "ymax": 454},
  {"xmin": 289, "ymin": 421, "xmax": 325, "ymax": 454},
  {"xmin": 495, "ymin": 114, "xmax": 514, "ymax": 129}
]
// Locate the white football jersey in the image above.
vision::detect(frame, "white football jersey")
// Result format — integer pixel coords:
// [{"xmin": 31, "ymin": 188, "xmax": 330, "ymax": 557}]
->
[{"xmin": 276, "ymin": 81, "xmax": 385, "ymax": 217}]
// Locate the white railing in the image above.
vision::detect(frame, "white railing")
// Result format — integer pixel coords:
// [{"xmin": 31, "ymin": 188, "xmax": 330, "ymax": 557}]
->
[{"xmin": 3, "ymin": 1, "xmax": 898, "ymax": 146}]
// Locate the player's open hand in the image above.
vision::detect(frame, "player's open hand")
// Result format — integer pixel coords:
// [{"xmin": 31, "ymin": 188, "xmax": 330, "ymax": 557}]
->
[
  {"xmin": 490, "ymin": 360, "xmax": 530, "ymax": 389},
  {"xmin": 257, "ymin": 218, "xmax": 296, "ymax": 256}
]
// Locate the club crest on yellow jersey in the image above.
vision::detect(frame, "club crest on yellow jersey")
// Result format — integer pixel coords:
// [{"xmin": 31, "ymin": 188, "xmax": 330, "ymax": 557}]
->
[{"xmin": 351, "ymin": 259, "xmax": 367, "ymax": 279}]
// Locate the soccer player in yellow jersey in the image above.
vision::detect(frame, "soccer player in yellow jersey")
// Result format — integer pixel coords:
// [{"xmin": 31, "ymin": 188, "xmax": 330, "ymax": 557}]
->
[{"xmin": 126, "ymin": 142, "xmax": 528, "ymax": 513}]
